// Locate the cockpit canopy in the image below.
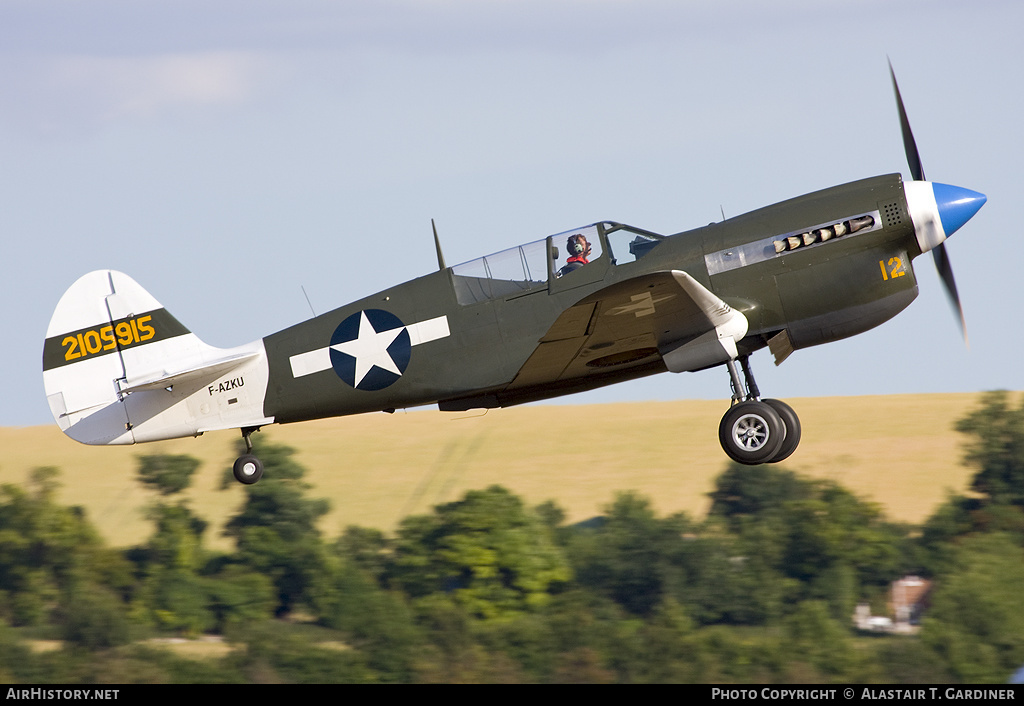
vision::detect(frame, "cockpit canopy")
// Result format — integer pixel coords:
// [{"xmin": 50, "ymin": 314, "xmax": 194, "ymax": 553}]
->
[{"xmin": 450, "ymin": 222, "xmax": 662, "ymax": 305}]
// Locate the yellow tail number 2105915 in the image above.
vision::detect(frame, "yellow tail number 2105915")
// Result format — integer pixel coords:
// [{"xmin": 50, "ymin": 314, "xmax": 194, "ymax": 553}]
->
[{"xmin": 62, "ymin": 314, "xmax": 156, "ymax": 362}]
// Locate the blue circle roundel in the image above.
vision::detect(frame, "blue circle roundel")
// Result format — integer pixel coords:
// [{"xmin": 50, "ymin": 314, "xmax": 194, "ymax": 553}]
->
[{"xmin": 328, "ymin": 309, "xmax": 411, "ymax": 391}]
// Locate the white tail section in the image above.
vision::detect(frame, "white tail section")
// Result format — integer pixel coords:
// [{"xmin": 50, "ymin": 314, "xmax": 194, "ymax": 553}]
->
[{"xmin": 42, "ymin": 271, "xmax": 273, "ymax": 445}]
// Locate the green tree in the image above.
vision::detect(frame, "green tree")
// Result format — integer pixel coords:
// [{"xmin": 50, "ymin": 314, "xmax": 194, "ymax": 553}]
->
[
  {"xmin": 917, "ymin": 493, "xmax": 983, "ymax": 575},
  {"xmin": 0, "ymin": 467, "xmax": 125, "ymax": 629},
  {"xmin": 204, "ymin": 564, "xmax": 276, "ymax": 633},
  {"xmin": 781, "ymin": 600, "xmax": 857, "ymax": 680},
  {"xmin": 917, "ymin": 393, "xmax": 1024, "ymax": 575},
  {"xmin": 143, "ymin": 502, "xmax": 207, "ymax": 571},
  {"xmin": 318, "ymin": 559, "xmax": 422, "ymax": 682},
  {"xmin": 137, "ymin": 454, "xmax": 201, "ymax": 496},
  {"xmin": 921, "ymin": 533, "xmax": 1024, "ymax": 682},
  {"xmin": 335, "ymin": 526, "xmax": 390, "ymax": 581},
  {"xmin": 955, "ymin": 391, "xmax": 1024, "ymax": 508},
  {"xmin": 672, "ymin": 525, "xmax": 792, "ymax": 626},
  {"xmin": 708, "ymin": 463, "xmax": 813, "ymax": 527},
  {"xmin": 562, "ymin": 489, "xmax": 793, "ymax": 625},
  {"xmin": 222, "ymin": 439, "xmax": 331, "ymax": 617},
  {"xmin": 565, "ymin": 492, "xmax": 691, "ymax": 617},
  {"xmin": 133, "ymin": 501, "xmax": 215, "ymax": 635},
  {"xmin": 628, "ymin": 598, "xmax": 698, "ymax": 683},
  {"xmin": 56, "ymin": 580, "xmax": 132, "ymax": 648},
  {"xmin": 388, "ymin": 486, "xmax": 570, "ymax": 620},
  {"xmin": 130, "ymin": 450, "xmax": 222, "ymax": 636},
  {"xmin": 708, "ymin": 463, "xmax": 909, "ymax": 620}
]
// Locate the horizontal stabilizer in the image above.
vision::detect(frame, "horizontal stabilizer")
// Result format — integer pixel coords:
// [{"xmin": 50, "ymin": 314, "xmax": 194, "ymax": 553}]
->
[{"xmin": 118, "ymin": 350, "xmax": 262, "ymax": 394}]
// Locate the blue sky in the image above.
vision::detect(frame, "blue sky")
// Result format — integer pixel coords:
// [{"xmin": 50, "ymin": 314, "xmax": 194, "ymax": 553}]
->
[{"xmin": 2, "ymin": 0, "xmax": 1021, "ymax": 427}]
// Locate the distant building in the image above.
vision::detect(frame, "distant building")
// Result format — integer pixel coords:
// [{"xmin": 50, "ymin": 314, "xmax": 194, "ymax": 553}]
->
[
  {"xmin": 891, "ymin": 576, "xmax": 931, "ymax": 628},
  {"xmin": 854, "ymin": 576, "xmax": 932, "ymax": 634}
]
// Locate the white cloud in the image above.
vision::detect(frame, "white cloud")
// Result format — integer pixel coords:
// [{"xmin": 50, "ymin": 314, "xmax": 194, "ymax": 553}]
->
[
  {"xmin": 0, "ymin": 51, "xmax": 282, "ymax": 134},
  {"xmin": 55, "ymin": 52, "xmax": 271, "ymax": 118}
]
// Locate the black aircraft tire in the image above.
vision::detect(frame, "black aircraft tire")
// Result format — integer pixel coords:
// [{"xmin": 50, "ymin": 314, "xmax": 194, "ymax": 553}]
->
[
  {"xmin": 233, "ymin": 454, "xmax": 264, "ymax": 485},
  {"xmin": 763, "ymin": 399, "xmax": 801, "ymax": 463},
  {"xmin": 719, "ymin": 401, "xmax": 786, "ymax": 465}
]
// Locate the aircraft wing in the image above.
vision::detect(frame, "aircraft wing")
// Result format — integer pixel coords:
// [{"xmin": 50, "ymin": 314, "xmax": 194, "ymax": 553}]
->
[{"xmin": 507, "ymin": 270, "xmax": 748, "ymax": 390}]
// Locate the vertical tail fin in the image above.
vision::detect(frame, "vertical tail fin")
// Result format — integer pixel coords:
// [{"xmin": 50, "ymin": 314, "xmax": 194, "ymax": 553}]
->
[{"xmin": 43, "ymin": 271, "xmax": 272, "ymax": 445}]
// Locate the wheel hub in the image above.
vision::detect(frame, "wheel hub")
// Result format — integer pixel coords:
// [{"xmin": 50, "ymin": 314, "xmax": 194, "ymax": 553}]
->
[{"xmin": 733, "ymin": 414, "xmax": 770, "ymax": 450}]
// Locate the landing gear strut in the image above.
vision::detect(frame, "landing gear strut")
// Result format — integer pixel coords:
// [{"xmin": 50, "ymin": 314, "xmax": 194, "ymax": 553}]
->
[
  {"xmin": 719, "ymin": 355, "xmax": 801, "ymax": 465},
  {"xmin": 232, "ymin": 426, "xmax": 264, "ymax": 484}
]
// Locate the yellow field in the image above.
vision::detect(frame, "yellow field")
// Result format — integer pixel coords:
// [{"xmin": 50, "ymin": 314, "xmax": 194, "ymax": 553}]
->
[{"xmin": 0, "ymin": 393, "xmax": 1003, "ymax": 550}]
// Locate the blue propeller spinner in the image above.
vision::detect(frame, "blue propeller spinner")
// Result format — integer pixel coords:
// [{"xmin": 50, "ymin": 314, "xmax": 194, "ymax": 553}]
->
[{"xmin": 932, "ymin": 183, "xmax": 986, "ymax": 238}]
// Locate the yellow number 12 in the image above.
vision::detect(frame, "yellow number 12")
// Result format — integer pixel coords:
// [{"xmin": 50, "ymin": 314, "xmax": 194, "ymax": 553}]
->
[{"xmin": 879, "ymin": 257, "xmax": 906, "ymax": 281}]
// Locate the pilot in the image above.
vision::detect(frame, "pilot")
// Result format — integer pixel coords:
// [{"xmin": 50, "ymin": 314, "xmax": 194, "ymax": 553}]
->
[{"xmin": 558, "ymin": 234, "xmax": 591, "ymax": 276}]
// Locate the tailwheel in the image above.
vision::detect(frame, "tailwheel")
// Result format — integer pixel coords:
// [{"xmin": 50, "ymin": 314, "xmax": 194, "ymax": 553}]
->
[
  {"xmin": 233, "ymin": 454, "xmax": 264, "ymax": 484},
  {"xmin": 233, "ymin": 426, "xmax": 264, "ymax": 484},
  {"xmin": 719, "ymin": 400, "xmax": 786, "ymax": 465}
]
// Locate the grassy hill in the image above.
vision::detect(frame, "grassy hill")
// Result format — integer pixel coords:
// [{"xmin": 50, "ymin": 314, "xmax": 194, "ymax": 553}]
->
[{"xmin": 0, "ymin": 393, "xmax": 995, "ymax": 550}]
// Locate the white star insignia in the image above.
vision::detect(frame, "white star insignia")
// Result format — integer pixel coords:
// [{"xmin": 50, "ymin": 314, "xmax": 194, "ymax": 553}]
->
[{"xmin": 331, "ymin": 311, "xmax": 407, "ymax": 387}]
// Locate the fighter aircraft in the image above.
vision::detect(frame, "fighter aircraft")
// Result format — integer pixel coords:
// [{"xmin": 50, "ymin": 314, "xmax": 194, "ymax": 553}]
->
[{"xmin": 42, "ymin": 65, "xmax": 986, "ymax": 484}]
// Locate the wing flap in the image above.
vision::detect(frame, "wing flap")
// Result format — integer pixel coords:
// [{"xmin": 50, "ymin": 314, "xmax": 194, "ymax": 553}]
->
[{"xmin": 539, "ymin": 302, "xmax": 597, "ymax": 342}]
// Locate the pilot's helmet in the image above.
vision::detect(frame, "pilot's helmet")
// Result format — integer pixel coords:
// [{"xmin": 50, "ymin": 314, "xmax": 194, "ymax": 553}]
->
[{"xmin": 566, "ymin": 234, "xmax": 589, "ymax": 257}]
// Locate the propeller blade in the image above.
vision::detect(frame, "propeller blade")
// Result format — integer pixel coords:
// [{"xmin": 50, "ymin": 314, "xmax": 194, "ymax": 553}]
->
[
  {"xmin": 889, "ymin": 59, "xmax": 926, "ymax": 182},
  {"xmin": 890, "ymin": 61, "xmax": 980, "ymax": 345},
  {"xmin": 933, "ymin": 242, "xmax": 968, "ymax": 345}
]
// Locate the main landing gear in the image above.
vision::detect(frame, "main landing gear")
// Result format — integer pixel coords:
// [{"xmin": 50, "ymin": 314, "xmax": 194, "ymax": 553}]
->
[
  {"xmin": 232, "ymin": 426, "xmax": 264, "ymax": 484},
  {"xmin": 719, "ymin": 355, "xmax": 801, "ymax": 465}
]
